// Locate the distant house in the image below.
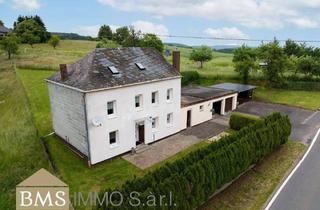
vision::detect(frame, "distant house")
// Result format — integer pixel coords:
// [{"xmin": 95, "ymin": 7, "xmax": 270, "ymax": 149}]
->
[
  {"xmin": 0, "ymin": 25, "xmax": 11, "ymax": 37},
  {"xmin": 46, "ymin": 47, "xmax": 242, "ymax": 165}
]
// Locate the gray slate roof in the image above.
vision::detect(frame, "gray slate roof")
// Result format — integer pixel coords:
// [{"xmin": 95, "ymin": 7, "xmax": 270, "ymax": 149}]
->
[
  {"xmin": 47, "ymin": 48, "xmax": 180, "ymax": 91},
  {"xmin": 181, "ymin": 86, "xmax": 236, "ymax": 107},
  {"xmin": 211, "ymin": 83, "xmax": 256, "ymax": 93},
  {"xmin": 0, "ymin": 26, "xmax": 11, "ymax": 33}
]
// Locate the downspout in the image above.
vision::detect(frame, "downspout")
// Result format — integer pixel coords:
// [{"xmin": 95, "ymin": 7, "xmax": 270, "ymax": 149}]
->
[{"xmin": 83, "ymin": 93, "xmax": 92, "ymax": 167}]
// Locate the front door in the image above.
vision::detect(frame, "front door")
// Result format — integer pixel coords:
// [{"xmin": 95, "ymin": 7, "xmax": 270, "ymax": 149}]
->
[
  {"xmin": 138, "ymin": 124, "xmax": 145, "ymax": 144},
  {"xmin": 186, "ymin": 110, "xmax": 191, "ymax": 127}
]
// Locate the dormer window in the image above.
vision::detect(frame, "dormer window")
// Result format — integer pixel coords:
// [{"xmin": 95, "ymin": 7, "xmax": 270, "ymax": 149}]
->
[
  {"xmin": 135, "ymin": 63, "xmax": 146, "ymax": 70},
  {"xmin": 108, "ymin": 66, "xmax": 119, "ymax": 74}
]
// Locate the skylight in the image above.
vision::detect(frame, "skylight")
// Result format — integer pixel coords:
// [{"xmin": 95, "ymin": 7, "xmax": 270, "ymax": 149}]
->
[
  {"xmin": 135, "ymin": 63, "xmax": 146, "ymax": 70},
  {"xmin": 108, "ymin": 66, "xmax": 119, "ymax": 74}
]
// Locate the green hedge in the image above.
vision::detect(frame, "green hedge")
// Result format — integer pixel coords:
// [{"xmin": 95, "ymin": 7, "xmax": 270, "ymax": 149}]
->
[
  {"xmin": 181, "ymin": 71, "xmax": 200, "ymax": 86},
  {"xmin": 96, "ymin": 113, "xmax": 291, "ymax": 210},
  {"xmin": 229, "ymin": 112, "xmax": 261, "ymax": 130}
]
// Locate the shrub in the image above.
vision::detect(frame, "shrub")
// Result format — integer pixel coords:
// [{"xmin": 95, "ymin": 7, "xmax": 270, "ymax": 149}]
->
[
  {"xmin": 181, "ymin": 71, "xmax": 200, "ymax": 86},
  {"xmin": 229, "ymin": 112, "xmax": 261, "ymax": 130},
  {"xmin": 96, "ymin": 113, "xmax": 291, "ymax": 210}
]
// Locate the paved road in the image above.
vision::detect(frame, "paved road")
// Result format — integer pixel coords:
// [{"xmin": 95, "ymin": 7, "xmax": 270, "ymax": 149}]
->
[
  {"xmin": 237, "ymin": 101, "xmax": 320, "ymax": 144},
  {"xmin": 267, "ymin": 130, "xmax": 320, "ymax": 210}
]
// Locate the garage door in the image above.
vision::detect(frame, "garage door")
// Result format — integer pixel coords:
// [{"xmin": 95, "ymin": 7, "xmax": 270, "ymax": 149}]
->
[{"xmin": 225, "ymin": 97, "xmax": 233, "ymax": 112}]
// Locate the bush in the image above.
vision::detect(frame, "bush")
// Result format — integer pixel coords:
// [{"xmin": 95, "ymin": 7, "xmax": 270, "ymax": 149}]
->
[
  {"xmin": 181, "ymin": 71, "xmax": 200, "ymax": 86},
  {"xmin": 229, "ymin": 112, "xmax": 261, "ymax": 130},
  {"xmin": 96, "ymin": 113, "xmax": 291, "ymax": 210}
]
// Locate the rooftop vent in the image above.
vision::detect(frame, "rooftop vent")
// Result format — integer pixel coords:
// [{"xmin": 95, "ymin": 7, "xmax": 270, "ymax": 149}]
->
[
  {"xmin": 108, "ymin": 66, "xmax": 119, "ymax": 74},
  {"xmin": 135, "ymin": 63, "xmax": 146, "ymax": 70}
]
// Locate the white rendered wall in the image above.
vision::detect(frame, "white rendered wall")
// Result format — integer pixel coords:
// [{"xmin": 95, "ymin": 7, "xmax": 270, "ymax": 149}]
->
[
  {"xmin": 85, "ymin": 78, "xmax": 181, "ymax": 164},
  {"xmin": 180, "ymin": 94, "xmax": 238, "ymax": 130}
]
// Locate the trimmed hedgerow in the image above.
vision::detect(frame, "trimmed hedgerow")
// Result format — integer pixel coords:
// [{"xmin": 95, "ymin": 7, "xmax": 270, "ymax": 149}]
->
[
  {"xmin": 96, "ymin": 113, "xmax": 291, "ymax": 210},
  {"xmin": 229, "ymin": 112, "xmax": 262, "ymax": 130}
]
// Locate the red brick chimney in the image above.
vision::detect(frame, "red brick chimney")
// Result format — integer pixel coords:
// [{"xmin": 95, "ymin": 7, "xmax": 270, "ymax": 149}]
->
[
  {"xmin": 59, "ymin": 64, "xmax": 68, "ymax": 80},
  {"xmin": 172, "ymin": 51, "xmax": 180, "ymax": 72}
]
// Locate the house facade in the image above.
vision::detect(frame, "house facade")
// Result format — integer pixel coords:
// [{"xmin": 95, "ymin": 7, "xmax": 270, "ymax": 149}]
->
[{"xmin": 47, "ymin": 48, "xmax": 239, "ymax": 165}]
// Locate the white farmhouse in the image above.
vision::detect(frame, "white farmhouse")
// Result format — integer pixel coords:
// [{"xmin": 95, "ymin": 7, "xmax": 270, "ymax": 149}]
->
[{"xmin": 46, "ymin": 47, "xmax": 246, "ymax": 165}]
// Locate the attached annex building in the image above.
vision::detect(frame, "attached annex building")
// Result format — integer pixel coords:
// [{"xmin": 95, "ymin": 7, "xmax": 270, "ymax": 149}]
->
[{"xmin": 46, "ymin": 48, "xmax": 240, "ymax": 165}]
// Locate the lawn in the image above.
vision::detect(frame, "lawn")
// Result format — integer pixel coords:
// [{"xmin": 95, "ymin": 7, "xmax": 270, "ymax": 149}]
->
[
  {"xmin": 254, "ymin": 87, "xmax": 320, "ymax": 110},
  {"xmin": 199, "ymin": 140, "xmax": 305, "ymax": 210},
  {"xmin": 0, "ymin": 62, "xmax": 48, "ymax": 208}
]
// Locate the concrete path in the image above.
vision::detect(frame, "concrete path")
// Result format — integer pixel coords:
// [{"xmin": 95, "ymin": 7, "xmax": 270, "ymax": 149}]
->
[
  {"xmin": 123, "ymin": 118, "xmax": 228, "ymax": 169},
  {"xmin": 266, "ymin": 129, "xmax": 320, "ymax": 210},
  {"xmin": 237, "ymin": 101, "xmax": 320, "ymax": 144}
]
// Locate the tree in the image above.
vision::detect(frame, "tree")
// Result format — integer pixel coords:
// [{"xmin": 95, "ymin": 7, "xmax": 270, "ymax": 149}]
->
[
  {"xmin": 122, "ymin": 26, "xmax": 142, "ymax": 47},
  {"xmin": 297, "ymin": 56, "xmax": 319, "ymax": 77},
  {"xmin": 233, "ymin": 45, "xmax": 257, "ymax": 84},
  {"xmin": 258, "ymin": 39, "xmax": 288, "ymax": 87},
  {"xmin": 48, "ymin": 35, "xmax": 60, "ymax": 49},
  {"xmin": 98, "ymin": 25, "xmax": 113, "ymax": 40},
  {"xmin": 14, "ymin": 19, "xmax": 43, "ymax": 45},
  {"xmin": 96, "ymin": 39, "xmax": 119, "ymax": 48},
  {"xmin": 190, "ymin": 46, "xmax": 213, "ymax": 68},
  {"xmin": 140, "ymin": 34, "xmax": 164, "ymax": 53},
  {"xmin": 21, "ymin": 32, "xmax": 40, "ymax": 47},
  {"xmin": 0, "ymin": 20, "xmax": 3, "ymax": 26},
  {"xmin": 113, "ymin": 26, "xmax": 129, "ymax": 45},
  {"xmin": 0, "ymin": 34, "xmax": 19, "ymax": 59},
  {"xmin": 284, "ymin": 39, "xmax": 302, "ymax": 57},
  {"xmin": 13, "ymin": 15, "xmax": 50, "ymax": 42}
]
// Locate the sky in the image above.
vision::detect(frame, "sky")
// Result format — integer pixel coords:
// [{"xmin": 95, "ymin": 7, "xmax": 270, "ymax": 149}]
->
[{"xmin": 1, "ymin": 0, "xmax": 320, "ymax": 47}]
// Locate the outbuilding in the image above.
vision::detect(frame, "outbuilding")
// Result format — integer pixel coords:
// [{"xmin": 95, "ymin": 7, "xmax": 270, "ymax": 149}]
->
[
  {"xmin": 211, "ymin": 83, "xmax": 256, "ymax": 105},
  {"xmin": 181, "ymin": 86, "xmax": 238, "ymax": 129}
]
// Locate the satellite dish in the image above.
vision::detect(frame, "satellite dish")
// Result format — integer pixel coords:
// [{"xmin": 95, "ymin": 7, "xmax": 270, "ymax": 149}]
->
[{"xmin": 92, "ymin": 117, "xmax": 103, "ymax": 127}]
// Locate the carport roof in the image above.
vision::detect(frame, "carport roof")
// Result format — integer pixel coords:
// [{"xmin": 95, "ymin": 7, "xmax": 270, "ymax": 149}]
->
[
  {"xmin": 211, "ymin": 83, "xmax": 256, "ymax": 93},
  {"xmin": 181, "ymin": 86, "xmax": 236, "ymax": 107}
]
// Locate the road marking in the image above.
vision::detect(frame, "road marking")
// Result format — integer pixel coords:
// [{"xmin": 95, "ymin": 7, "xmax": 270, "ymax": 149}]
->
[
  {"xmin": 265, "ymin": 128, "xmax": 320, "ymax": 210},
  {"xmin": 302, "ymin": 111, "xmax": 319, "ymax": 125}
]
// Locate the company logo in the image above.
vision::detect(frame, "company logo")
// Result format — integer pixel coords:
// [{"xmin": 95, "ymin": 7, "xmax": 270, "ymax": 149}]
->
[{"xmin": 16, "ymin": 168, "xmax": 69, "ymax": 210}]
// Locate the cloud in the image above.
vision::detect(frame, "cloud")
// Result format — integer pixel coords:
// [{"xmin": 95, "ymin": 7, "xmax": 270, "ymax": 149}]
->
[
  {"xmin": 12, "ymin": 0, "xmax": 40, "ymax": 11},
  {"xmin": 132, "ymin": 20, "xmax": 169, "ymax": 38},
  {"xmin": 72, "ymin": 25, "xmax": 100, "ymax": 37},
  {"xmin": 204, "ymin": 27, "xmax": 249, "ymax": 39},
  {"xmin": 72, "ymin": 24, "xmax": 119, "ymax": 37},
  {"xmin": 0, "ymin": 0, "xmax": 4, "ymax": 4},
  {"xmin": 287, "ymin": 17, "xmax": 318, "ymax": 28},
  {"xmin": 97, "ymin": 0, "xmax": 320, "ymax": 29}
]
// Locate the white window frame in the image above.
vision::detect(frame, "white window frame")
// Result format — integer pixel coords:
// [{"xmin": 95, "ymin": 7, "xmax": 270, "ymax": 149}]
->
[
  {"xmin": 151, "ymin": 117, "xmax": 159, "ymax": 130},
  {"xmin": 167, "ymin": 113, "xmax": 173, "ymax": 126},
  {"xmin": 109, "ymin": 130, "xmax": 119, "ymax": 147},
  {"xmin": 151, "ymin": 91, "xmax": 159, "ymax": 105},
  {"xmin": 107, "ymin": 100, "xmax": 116, "ymax": 116},
  {"xmin": 166, "ymin": 88, "xmax": 173, "ymax": 102},
  {"xmin": 199, "ymin": 105, "xmax": 204, "ymax": 112},
  {"xmin": 135, "ymin": 94, "xmax": 143, "ymax": 109}
]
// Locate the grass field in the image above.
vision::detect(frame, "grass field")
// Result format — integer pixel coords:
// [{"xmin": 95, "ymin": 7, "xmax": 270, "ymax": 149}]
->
[
  {"xmin": 0, "ymin": 63, "xmax": 48, "ymax": 208},
  {"xmin": 199, "ymin": 141, "xmax": 305, "ymax": 210},
  {"xmin": 255, "ymin": 87, "xmax": 320, "ymax": 110}
]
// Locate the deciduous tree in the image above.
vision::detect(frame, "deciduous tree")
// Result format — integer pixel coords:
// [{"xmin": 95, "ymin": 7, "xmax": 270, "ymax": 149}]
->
[
  {"xmin": 233, "ymin": 45, "xmax": 257, "ymax": 83},
  {"xmin": 0, "ymin": 34, "xmax": 19, "ymax": 59},
  {"xmin": 140, "ymin": 34, "xmax": 164, "ymax": 53},
  {"xmin": 98, "ymin": 25, "xmax": 113, "ymax": 40},
  {"xmin": 190, "ymin": 46, "xmax": 213, "ymax": 68},
  {"xmin": 48, "ymin": 35, "xmax": 60, "ymax": 49}
]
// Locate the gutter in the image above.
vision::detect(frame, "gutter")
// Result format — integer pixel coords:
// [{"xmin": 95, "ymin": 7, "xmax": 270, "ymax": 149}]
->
[{"xmin": 45, "ymin": 75, "xmax": 182, "ymax": 93}]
